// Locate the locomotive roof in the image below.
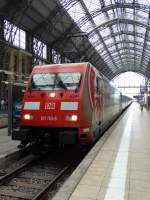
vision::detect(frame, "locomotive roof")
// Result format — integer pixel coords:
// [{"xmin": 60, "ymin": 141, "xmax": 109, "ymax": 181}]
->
[
  {"xmin": 34, "ymin": 62, "xmax": 90, "ymax": 68},
  {"xmin": 33, "ymin": 62, "xmax": 111, "ymax": 84}
]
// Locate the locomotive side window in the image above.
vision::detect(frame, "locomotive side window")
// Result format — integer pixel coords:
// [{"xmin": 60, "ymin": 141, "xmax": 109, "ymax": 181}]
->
[{"xmin": 29, "ymin": 72, "xmax": 82, "ymax": 91}]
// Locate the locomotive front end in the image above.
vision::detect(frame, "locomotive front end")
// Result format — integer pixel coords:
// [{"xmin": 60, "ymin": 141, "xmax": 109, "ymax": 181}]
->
[{"xmin": 13, "ymin": 64, "xmax": 85, "ymax": 147}]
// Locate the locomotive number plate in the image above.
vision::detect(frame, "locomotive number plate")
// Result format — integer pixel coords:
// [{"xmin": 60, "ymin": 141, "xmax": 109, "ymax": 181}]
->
[
  {"xmin": 41, "ymin": 116, "xmax": 57, "ymax": 121},
  {"xmin": 45, "ymin": 102, "xmax": 55, "ymax": 109}
]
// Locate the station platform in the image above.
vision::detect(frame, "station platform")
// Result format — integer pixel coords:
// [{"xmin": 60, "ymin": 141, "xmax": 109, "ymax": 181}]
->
[
  {"xmin": 52, "ymin": 102, "xmax": 150, "ymax": 200},
  {"xmin": 0, "ymin": 128, "xmax": 19, "ymax": 157},
  {"xmin": 0, "ymin": 113, "xmax": 8, "ymax": 128}
]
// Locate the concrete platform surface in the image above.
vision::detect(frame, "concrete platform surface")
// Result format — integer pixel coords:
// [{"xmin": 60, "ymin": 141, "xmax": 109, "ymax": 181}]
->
[
  {"xmin": 0, "ymin": 113, "xmax": 8, "ymax": 128},
  {"xmin": 0, "ymin": 128, "xmax": 19, "ymax": 157},
  {"xmin": 52, "ymin": 102, "xmax": 150, "ymax": 200}
]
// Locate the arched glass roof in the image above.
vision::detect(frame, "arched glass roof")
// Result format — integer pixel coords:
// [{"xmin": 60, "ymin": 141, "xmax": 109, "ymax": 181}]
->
[{"xmin": 59, "ymin": 0, "xmax": 150, "ymax": 79}]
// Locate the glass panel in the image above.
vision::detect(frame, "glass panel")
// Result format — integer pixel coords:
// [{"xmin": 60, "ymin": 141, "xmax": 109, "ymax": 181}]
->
[
  {"xmin": 33, "ymin": 38, "xmax": 47, "ymax": 60},
  {"xmin": 4, "ymin": 20, "xmax": 26, "ymax": 50},
  {"xmin": 138, "ymin": 27, "xmax": 146, "ymax": 34},
  {"xmin": 52, "ymin": 49, "xmax": 61, "ymax": 64},
  {"xmin": 128, "ymin": 24, "xmax": 134, "ymax": 32},
  {"xmin": 139, "ymin": 38, "xmax": 144, "ymax": 43},
  {"xmin": 115, "ymin": 36, "xmax": 121, "ymax": 42},
  {"xmin": 125, "ymin": 0, "xmax": 134, "ymax": 3},
  {"xmin": 30, "ymin": 72, "xmax": 82, "ymax": 91},
  {"xmin": 137, "ymin": 0, "xmax": 150, "ymax": 4},
  {"xmin": 80, "ymin": 21, "xmax": 93, "ymax": 32},
  {"xmin": 107, "ymin": 9, "xmax": 114, "ymax": 18},
  {"xmin": 105, "ymin": 0, "xmax": 112, "ymax": 6},
  {"xmin": 94, "ymin": 13, "xmax": 107, "ymax": 26},
  {"xmin": 128, "ymin": 35, "xmax": 134, "ymax": 40},
  {"xmin": 119, "ymin": 50, "xmax": 125, "ymax": 54},
  {"xmin": 20, "ymin": 30, "xmax": 26, "ymax": 49},
  {"xmin": 89, "ymin": 34, "xmax": 99, "ymax": 44},
  {"xmin": 67, "ymin": 2, "xmax": 86, "ymax": 21},
  {"xmin": 129, "ymin": 43, "xmax": 134, "ymax": 48},
  {"xmin": 112, "ymin": 24, "xmax": 119, "ymax": 33},
  {"xmin": 108, "ymin": 46, "xmax": 116, "ymax": 51},
  {"xmin": 13, "ymin": 29, "xmax": 20, "ymax": 47},
  {"xmin": 100, "ymin": 28, "xmax": 111, "ymax": 37},
  {"xmin": 117, "ymin": 43, "xmax": 123, "ymax": 49},
  {"xmin": 136, "ymin": 45, "xmax": 143, "ymax": 50},
  {"xmin": 95, "ymin": 44, "xmax": 104, "ymax": 51},
  {"xmin": 83, "ymin": 0, "xmax": 101, "ymax": 11},
  {"xmin": 105, "ymin": 38, "xmax": 114, "ymax": 45},
  {"xmin": 124, "ymin": 9, "xmax": 133, "ymax": 20}
]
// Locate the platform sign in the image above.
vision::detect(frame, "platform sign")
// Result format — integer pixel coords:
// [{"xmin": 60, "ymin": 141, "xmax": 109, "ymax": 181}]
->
[{"xmin": 145, "ymin": 91, "xmax": 150, "ymax": 94}]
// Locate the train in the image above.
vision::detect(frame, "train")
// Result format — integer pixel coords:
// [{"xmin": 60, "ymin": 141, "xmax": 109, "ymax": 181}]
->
[{"xmin": 12, "ymin": 62, "xmax": 132, "ymax": 149}]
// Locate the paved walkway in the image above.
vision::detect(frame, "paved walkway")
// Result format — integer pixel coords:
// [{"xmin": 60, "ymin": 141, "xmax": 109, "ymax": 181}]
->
[
  {"xmin": 0, "ymin": 113, "xmax": 8, "ymax": 128},
  {"xmin": 68, "ymin": 102, "xmax": 150, "ymax": 200},
  {"xmin": 0, "ymin": 128, "xmax": 19, "ymax": 156}
]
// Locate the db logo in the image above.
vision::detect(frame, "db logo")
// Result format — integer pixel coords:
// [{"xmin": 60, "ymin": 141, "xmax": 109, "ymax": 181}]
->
[{"xmin": 45, "ymin": 102, "xmax": 55, "ymax": 109}]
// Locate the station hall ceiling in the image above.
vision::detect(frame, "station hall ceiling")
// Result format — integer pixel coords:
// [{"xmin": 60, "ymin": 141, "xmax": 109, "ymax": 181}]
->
[{"xmin": 1, "ymin": 0, "xmax": 150, "ymax": 80}]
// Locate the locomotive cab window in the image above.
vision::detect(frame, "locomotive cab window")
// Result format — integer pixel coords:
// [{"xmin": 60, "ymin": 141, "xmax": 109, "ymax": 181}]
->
[{"xmin": 29, "ymin": 72, "xmax": 82, "ymax": 91}]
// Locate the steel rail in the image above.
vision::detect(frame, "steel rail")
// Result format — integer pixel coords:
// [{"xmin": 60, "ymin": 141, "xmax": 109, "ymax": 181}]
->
[
  {"xmin": 33, "ymin": 165, "xmax": 71, "ymax": 200},
  {"xmin": 0, "ymin": 156, "xmax": 40, "ymax": 186},
  {"xmin": 0, "ymin": 153, "xmax": 78, "ymax": 200}
]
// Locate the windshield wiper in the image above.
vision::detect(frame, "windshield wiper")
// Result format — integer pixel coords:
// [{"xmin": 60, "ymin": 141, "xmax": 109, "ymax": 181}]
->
[
  {"xmin": 57, "ymin": 80, "xmax": 67, "ymax": 90},
  {"xmin": 54, "ymin": 74, "xmax": 67, "ymax": 90}
]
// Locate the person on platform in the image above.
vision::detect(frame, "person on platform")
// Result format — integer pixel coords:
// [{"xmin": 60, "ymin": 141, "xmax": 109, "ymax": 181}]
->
[
  {"xmin": 0, "ymin": 99, "xmax": 5, "ymax": 111},
  {"xmin": 139, "ymin": 100, "xmax": 144, "ymax": 111}
]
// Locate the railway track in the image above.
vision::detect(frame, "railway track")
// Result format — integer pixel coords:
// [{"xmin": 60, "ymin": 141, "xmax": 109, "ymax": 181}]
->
[{"xmin": 0, "ymin": 148, "xmax": 85, "ymax": 200}]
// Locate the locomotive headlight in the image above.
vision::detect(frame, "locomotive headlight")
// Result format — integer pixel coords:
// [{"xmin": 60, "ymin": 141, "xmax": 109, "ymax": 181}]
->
[
  {"xmin": 23, "ymin": 114, "xmax": 33, "ymax": 120},
  {"xmin": 71, "ymin": 115, "xmax": 78, "ymax": 121},
  {"xmin": 49, "ymin": 92, "xmax": 56, "ymax": 97},
  {"xmin": 65, "ymin": 115, "xmax": 78, "ymax": 121}
]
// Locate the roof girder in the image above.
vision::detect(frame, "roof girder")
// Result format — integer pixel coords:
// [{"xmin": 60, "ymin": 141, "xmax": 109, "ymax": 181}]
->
[
  {"xmin": 88, "ymin": 18, "xmax": 150, "ymax": 37},
  {"xmin": 79, "ymin": 0, "xmax": 119, "ymax": 71},
  {"xmin": 77, "ymin": 3, "xmax": 149, "ymax": 27}
]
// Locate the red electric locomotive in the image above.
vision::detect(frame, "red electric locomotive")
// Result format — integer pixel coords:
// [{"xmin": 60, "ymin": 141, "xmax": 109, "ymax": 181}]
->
[{"xmin": 12, "ymin": 62, "xmax": 131, "ymax": 148}]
